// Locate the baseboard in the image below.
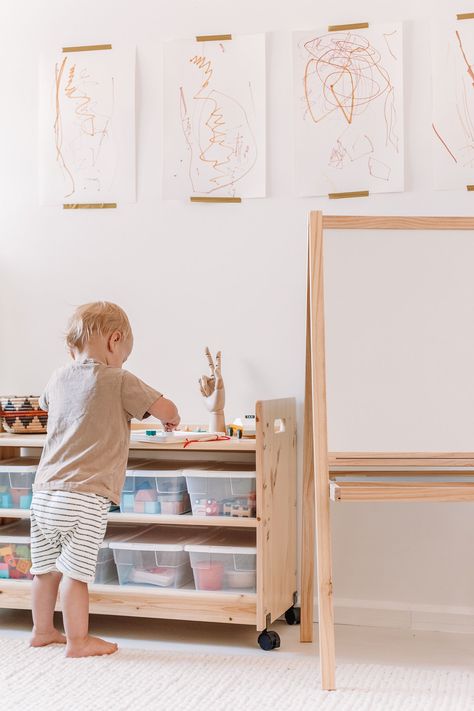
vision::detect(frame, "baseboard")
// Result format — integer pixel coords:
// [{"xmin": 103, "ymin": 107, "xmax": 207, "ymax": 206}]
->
[{"xmin": 310, "ymin": 597, "xmax": 474, "ymax": 634}]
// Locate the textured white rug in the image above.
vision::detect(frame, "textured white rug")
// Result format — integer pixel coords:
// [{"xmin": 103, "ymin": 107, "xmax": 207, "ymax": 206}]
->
[{"xmin": 2, "ymin": 637, "xmax": 474, "ymax": 711}]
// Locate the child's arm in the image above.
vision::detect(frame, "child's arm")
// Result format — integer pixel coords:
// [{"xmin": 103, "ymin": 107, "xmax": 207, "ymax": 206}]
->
[
  {"xmin": 121, "ymin": 371, "xmax": 180, "ymax": 430},
  {"xmin": 148, "ymin": 397, "xmax": 180, "ymax": 431}
]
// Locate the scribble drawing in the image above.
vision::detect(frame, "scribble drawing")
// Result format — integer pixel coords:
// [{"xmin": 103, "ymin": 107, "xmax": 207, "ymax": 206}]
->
[
  {"xmin": 54, "ymin": 58, "xmax": 75, "ymax": 197},
  {"xmin": 328, "ymin": 133, "xmax": 374, "ymax": 169},
  {"xmin": 432, "ymin": 29, "xmax": 474, "ymax": 171},
  {"xmin": 179, "ymin": 54, "xmax": 257, "ymax": 195},
  {"xmin": 348, "ymin": 134, "xmax": 374, "ymax": 160},
  {"xmin": 303, "ymin": 32, "xmax": 399, "ymax": 152},
  {"xmin": 368, "ymin": 156, "xmax": 391, "ymax": 181},
  {"xmin": 456, "ymin": 30, "xmax": 474, "ymax": 87},
  {"xmin": 329, "ymin": 139, "xmax": 347, "ymax": 169},
  {"xmin": 294, "ymin": 25, "xmax": 402, "ymax": 196},
  {"xmin": 453, "ymin": 30, "xmax": 474, "ymax": 168},
  {"xmin": 326, "ymin": 131, "xmax": 389, "ymax": 181},
  {"xmin": 383, "ymin": 30, "xmax": 398, "ymax": 61},
  {"xmin": 53, "ymin": 55, "xmax": 115, "ymax": 198}
]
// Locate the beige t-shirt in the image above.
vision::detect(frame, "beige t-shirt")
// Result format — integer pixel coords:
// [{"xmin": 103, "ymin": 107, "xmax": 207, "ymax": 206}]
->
[{"xmin": 33, "ymin": 359, "xmax": 162, "ymax": 504}]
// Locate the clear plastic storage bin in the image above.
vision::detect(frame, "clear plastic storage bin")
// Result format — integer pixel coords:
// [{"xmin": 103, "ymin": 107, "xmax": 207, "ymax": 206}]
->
[
  {"xmin": 110, "ymin": 526, "xmax": 208, "ymax": 588},
  {"xmin": 0, "ymin": 457, "xmax": 38, "ymax": 509},
  {"xmin": 94, "ymin": 524, "xmax": 147, "ymax": 585},
  {"xmin": 186, "ymin": 529, "xmax": 257, "ymax": 592},
  {"xmin": 185, "ymin": 463, "xmax": 256, "ymax": 518},
  {"xmin": 120, "ymin": 460, "xmax": 191, "ymax": 515},
  {"xmin": 0, "ymin": 521, "xmax": 33, "ymax": 580}
]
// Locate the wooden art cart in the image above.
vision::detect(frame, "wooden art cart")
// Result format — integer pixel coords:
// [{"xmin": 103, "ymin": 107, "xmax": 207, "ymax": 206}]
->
[
  {"xmin": 0, "ymin": 398, "xmax": 297, "ymax": 650},
  {"xmin": 301, "ymin": 212, "xmax": 474, "ymax": 690}
]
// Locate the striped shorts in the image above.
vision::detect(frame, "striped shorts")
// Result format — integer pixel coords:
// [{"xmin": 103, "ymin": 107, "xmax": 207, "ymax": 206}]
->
[{"xmin": 30, "ymin": 491, "xmax": 110, "ymax": 583}]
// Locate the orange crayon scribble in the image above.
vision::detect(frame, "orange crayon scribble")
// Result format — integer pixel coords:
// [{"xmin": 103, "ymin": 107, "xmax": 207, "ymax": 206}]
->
[
  {"xmin": 64, "ymin": 64, "xmax": 97, "ymax": 136},
  {"xmin": 179, "ymin": 86, "xmax": 195, "ymax": 188},
  {"xmin": 302, "ymin": 31, "xmax": 399, "ymax": 159},
  {"xmin": 53, "ymin": 54, "xmax": 114, "ymax": 198},
  {"xmin": 432, "ymin": 123, "xmax": 458, "ymax": 164},
  {"xmin": 456, "ymin": 30, "xmax": 474, "ymax": 88},
  {"xmin": 190, "ymin": 56, "xmax": 242, "ymax": 187},
  {"xmin": 54, "ymin": 56, "xmax": 75, "ymax": 197},
  {"xmin": 383, "ymin": 30, "xmax": 398, "ymax": 60},
  {"xmin": 199, "ymin": 100, "xmax": 235, "ymax": 183},
  {"xmin": 303, "ymin": 33, "xmax": 392, "ymax": 126},
  {"xmin": 189, "ymin": 55, "xmax": 213, "ymax": 88},
  {"xmin": 180, "ymin": 53, "xmax": 258, "ymax": 195}
]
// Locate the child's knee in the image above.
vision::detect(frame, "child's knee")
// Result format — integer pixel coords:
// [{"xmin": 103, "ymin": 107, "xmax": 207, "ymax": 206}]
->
[{"xmin": 34, "ymin": 570, "xmax": 62, "ymax": 581}]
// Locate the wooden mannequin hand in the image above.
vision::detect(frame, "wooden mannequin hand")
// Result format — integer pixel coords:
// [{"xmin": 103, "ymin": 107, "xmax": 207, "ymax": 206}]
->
[{"xmin": 199, "ymin": 348, "xmax": 225, "ymax": 414}]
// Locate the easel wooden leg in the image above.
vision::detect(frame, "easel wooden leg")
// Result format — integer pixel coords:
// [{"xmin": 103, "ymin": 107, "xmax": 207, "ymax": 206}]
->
[
  {"xmin": 314, "ymin": 492, "xmax": 335, "ymax": 690},
  {"xmin": 309, "ymin": 211, "xmax": 336, "ymax": 691},
  {"xmin": 300, "ymin": 261, "xmax": 315, "ymax": 643}
]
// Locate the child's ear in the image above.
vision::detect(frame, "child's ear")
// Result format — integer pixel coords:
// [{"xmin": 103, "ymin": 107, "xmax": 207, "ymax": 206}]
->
[{"xmin": 108, "ymin": 330, "xmax": 122, "ymax": 351}]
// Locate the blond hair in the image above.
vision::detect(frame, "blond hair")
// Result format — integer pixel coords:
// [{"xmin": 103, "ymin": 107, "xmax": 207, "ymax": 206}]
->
[{"xmin": 66, "ymin": 302, "xmax": 132, "ymax": 351}]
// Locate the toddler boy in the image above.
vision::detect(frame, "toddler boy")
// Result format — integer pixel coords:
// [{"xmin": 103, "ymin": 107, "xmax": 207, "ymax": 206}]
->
[{"xmin": 29, "ymin": 301, "xmax": 180, "ymax": 657}]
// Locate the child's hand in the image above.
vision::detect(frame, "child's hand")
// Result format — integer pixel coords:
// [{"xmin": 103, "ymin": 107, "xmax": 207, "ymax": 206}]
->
[
  {"xmin": 149, "ymin": 397, "xmax": 180, "ymax": 430},
  {"xmin": 163, "ymin": 414, "xmax": 180, "ymax": 431}
]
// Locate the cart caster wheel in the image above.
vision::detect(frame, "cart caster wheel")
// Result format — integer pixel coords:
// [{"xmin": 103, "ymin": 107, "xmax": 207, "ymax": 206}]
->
[
  {"xmin": 258, "ymin": 629, "xmax": 281, "ymax": 651},
  {"xmin": 285, "ymin": 606, "xmax": 301, "ymax": 625}
]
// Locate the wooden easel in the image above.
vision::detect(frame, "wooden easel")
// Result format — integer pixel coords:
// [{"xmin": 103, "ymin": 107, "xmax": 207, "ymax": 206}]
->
[{"xmin": 301, "ymin": 212, "xmax": 474, "ymax": 691}]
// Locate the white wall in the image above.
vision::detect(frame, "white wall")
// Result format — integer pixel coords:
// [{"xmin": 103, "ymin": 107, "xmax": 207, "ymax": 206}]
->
[{"xmin": 1, "ymin": 0, "xmax": 474, "ymax": 625}]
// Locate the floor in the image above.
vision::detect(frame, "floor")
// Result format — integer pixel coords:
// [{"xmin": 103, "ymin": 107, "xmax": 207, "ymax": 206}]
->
[{"xmin": 1, "ymin": 608, "xmax": 473, "ymax": 671}]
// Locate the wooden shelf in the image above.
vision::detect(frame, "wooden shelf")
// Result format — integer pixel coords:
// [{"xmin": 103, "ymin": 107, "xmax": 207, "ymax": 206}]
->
[
  {"xmin": 329, "ymin": 452, "xmax": 474, "ymax": 467},
  {"xmin": 0, "ymin": 508, "xmax": 29, "ymax": 519},
  {"xmin": 0, "ymin": 432, "xmax": 256, "ymax": 453},
  {"xmin": 0, "ymin": 398, "xmax": 297, "ymax": 634},
  {"xmin": 329, "ymin": 469, "xmax": 474, "ymax": 477},
  {"xmin": 0, "ymin": 579, "xmax": 257, "ymax": 625},
  {"xmin": 329, "ymin": 466, "xmax": 474, "ymax": 501},
  {"xmin": 107, "ymin": 512, "xmax": 257, "ymax": 527},
  {"xmin": 330, "ymin": 479, "xmax": 474, "ymax": 502},
  {"xmin": 0, "ymin": 508, "xmax": 257, "ymax": 528}
]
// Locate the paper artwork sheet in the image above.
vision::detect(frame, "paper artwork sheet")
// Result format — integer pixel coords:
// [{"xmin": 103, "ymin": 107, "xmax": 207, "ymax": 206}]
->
[
  {"xmin": 293, "ymin": 24, "xmax": 404, "ymax": 196},
  {"xmin": 39, "ymin": 45, "xmax": 135, "ymax": 205},
  {"xmin": 432, "ymin": 20, "xmax": 474, "ymax": 189},
  {"xmin": 163, "ymin": 34, "xmax": 266, "ymax": 199}
]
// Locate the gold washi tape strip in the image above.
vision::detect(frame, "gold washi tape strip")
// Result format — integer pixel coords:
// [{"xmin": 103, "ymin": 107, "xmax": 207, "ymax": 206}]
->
[
  {"xmin": 328, "ymin": 22, "xmax": 369, "ymax": 32},
  {"xmin": 190, "ymin": 196, "xmax": 241, "ymax": 203},
  {"xmin": 62, "ymin": 44, "xmax": 112, "ymax": 53},
  {"xmin": 63, "ymin": 203, "xmax": 117, "ymax": 209},
  {"xmin": 457, "ymin": 13, "xmax": 474, "ymax": 20},
  {"xmin": 466, "ymin": 185, "xmax": 474, "ymax": 191},
  {"xmin": 196, "ymin": 34, "xmax": 232, "ymax": 42},
  {"xmin": 328, "ymin": 190, "xmax": 369, "ymax": 199}
]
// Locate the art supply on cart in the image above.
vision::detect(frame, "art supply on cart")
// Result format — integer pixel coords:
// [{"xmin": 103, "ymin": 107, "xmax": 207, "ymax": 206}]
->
[
  {"xmin": 226, "ymin": 424, "xmax": 243, "ymax": 439},
  {"xmin": 130, "ymin": 430, "xmax": 223, "ymax": 445},
  {"xmin": 232, "ymin": 414, "xmax": 256, "ymax": 438}
]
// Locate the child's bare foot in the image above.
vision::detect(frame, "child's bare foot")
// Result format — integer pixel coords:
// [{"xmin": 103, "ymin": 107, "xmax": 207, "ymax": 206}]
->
[
  {"xmin": 30, "ymin": 628, "xmax": 67, "ymax": 647},
  {"xmin": 65, "ymin": 635, "xmax": 118, "ymax": 658}
]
